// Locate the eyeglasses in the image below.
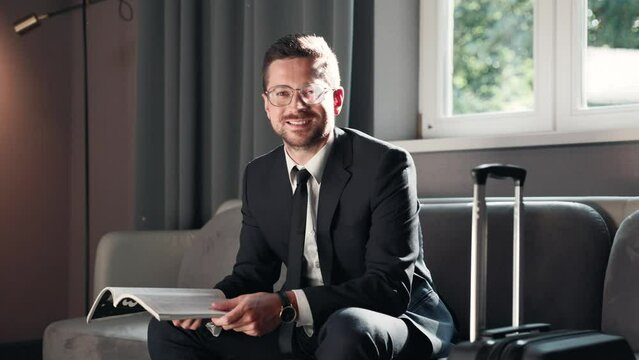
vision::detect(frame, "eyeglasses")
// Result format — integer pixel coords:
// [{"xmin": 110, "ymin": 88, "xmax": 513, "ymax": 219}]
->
[{"xmin": 264, "ymin": 84, "xmax": 332, "ymax": 107}]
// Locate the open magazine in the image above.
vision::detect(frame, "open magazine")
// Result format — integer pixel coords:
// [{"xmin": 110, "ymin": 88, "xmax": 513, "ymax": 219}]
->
[{"xmin": 86, "ymin": 287, "xmax": 227, "ymax": 323}]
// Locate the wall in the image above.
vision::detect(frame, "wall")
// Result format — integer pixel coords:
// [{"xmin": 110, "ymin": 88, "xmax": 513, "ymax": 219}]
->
[
  {"xmin": 0, "ymin": 0, "xmax": 137, "ymax": 344},
  {"xmin": 0, "ymin": 0, "xmax": 72, "ymax": 343},
  {"xmin": 373, "ymin": 0, "xmax": 420, "ymax": 140},
  {"xmin": 413, "ymin": 142, "xmax": 639, "ymax": 197}
]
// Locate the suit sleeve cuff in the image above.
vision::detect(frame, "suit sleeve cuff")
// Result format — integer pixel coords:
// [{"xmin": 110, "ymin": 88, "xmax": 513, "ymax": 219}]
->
[{"xmin": 291, "ymin": 289, "xmax": 314, "ymax": 327}]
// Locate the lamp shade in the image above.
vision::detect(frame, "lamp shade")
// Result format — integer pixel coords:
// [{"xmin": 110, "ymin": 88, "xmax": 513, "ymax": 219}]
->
[{"xmin": 14, "ymin": 14, "xmax": 49, "ymax": 35}]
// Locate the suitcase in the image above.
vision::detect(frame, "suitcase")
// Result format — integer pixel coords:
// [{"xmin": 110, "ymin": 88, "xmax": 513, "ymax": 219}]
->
[{"xmin": 448, "ymin": 164, "xmax": 634, "ymax": 360}]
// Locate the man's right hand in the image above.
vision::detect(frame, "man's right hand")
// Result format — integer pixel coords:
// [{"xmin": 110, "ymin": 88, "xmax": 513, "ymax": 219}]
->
[{"xmin": 172, "ymin": 318, "xmax": 202, "ymax": 330}]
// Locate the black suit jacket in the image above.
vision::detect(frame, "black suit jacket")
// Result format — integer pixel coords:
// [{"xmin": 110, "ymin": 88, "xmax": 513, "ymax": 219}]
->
[{"xmin": 216, "ymin": 127, "xmax": 455, "ymax": 356}]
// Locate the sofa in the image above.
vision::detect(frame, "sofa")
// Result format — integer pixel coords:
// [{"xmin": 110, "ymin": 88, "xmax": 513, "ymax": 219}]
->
[{"xmin": 43, "ymin": 197, "xmax": 639, "ymax": 359}]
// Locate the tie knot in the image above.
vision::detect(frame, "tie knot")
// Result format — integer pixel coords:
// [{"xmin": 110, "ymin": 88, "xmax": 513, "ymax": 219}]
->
[{"xmin": 296, "ymin": 168, "xmax": 311, "ymax": 186}]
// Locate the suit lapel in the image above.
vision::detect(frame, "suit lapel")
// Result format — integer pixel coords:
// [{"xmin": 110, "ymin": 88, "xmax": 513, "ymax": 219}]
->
[
  {"xmin": 268, "ymin": 146, "xmax": 292, "ymax": 198},
  {"xmin": 317, "ymin": 128, "xmax": 352, "ymax": 285},
  {"xmin": 268, "ymin": 146, "xmax": 294, "ymax": 255}
]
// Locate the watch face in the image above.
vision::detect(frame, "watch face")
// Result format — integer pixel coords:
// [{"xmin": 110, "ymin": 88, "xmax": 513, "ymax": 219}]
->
[{"xmin": 280, "ymin": 305, "xmax": 296, "ymax": 323}]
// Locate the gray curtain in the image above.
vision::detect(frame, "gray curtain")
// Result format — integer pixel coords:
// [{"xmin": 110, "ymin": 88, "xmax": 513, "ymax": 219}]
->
[{"xmin": 135, "ymin": 0, "xmax": 355, "ymax": 230}]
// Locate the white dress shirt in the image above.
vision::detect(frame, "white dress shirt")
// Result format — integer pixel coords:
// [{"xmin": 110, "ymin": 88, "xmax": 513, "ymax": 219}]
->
[{"xmin": 284, "ymin": 132, "xmax": 334, "ymax": 336}]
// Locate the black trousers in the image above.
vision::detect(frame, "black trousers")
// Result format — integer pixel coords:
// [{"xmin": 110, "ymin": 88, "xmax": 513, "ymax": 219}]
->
[{"xmin": 147, "ymin": 307, "xmax": 433, "ymax": 360}]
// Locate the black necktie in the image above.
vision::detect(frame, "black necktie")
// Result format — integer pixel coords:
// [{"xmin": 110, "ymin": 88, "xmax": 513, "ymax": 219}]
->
[
  {"xmin": 279, "ymin": 168, "xmax": 310, "ymax": 356},
  {"xmin": 287, "ymin": 168, "xmax": 310, "ymax": 288}
]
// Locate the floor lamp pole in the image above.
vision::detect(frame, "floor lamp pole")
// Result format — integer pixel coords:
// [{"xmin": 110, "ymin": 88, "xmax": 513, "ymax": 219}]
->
[{"xmin": 82, "ymin": 0, "xmax": 91, "ymax": 315}]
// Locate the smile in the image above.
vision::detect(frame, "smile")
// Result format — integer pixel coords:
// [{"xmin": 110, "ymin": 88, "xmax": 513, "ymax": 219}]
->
[{"xmin": 286, "ymin": 119, "xmax": 311, "ymax": 126}]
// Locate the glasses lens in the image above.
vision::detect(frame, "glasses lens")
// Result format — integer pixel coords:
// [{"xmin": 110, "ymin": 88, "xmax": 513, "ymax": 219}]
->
[
  {"xmin": 267, "ymin": 84, "xmax": 329, "ymax": 106},
  {"xmin": 269, "ymin": 85, "xmax": 294, "ymax": 106},
  {"xmin": 301, "ymin": 84, "xmax": 325, "ymax": 104}
]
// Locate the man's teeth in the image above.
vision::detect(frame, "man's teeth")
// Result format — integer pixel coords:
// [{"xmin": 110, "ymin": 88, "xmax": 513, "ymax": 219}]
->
[{"xmin": 288, "ymin": 119, "xmax": 309, "ymax": 125}]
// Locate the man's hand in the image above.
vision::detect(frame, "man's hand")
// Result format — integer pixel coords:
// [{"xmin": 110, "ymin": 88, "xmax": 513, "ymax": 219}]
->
[
  {"xmin": 172, "ymin": 318, "xmax": 202, "ymax": 330},
  {"xmin": 210, "ymin": 292, "xmax": 282, "ymax": 337}
]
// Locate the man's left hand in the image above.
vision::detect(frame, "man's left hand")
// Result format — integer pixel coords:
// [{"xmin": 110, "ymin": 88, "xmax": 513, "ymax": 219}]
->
[{"xmin": 210, "ymin": 292, "xmax": 281, "ymax": 336}]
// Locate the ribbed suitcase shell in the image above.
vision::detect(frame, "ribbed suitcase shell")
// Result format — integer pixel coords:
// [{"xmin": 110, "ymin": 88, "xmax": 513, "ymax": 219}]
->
[{"xmin": 450, "ymin": 328, "xmax": 634, "ymax": 359}]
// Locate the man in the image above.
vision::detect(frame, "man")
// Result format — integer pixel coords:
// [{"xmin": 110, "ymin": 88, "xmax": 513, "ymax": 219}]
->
[{"xmin": 148, "ymin": 33, "xmax": 455, "ymax": 360}]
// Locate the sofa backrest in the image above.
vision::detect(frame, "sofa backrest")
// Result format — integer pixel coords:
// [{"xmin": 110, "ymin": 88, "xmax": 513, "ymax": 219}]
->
[
  {"xmin": 179, "ymin": 198, "xmax": 622, "ymax": 344},
  {"xmin": 419, "ymin": 201, "xmax": 611, "ymax": 341},
  {"xmin": 177, "ymin": 204, "xmax": 243, "ymax": 288},
  {"xmin": 420, "ymin": 196, "xmax": 639, "ymax": 238}
]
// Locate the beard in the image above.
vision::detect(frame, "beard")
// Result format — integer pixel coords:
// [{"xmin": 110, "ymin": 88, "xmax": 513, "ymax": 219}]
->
[{"xmin": 277, "ymin": 109, "xmax": 332, "ymax": 150}]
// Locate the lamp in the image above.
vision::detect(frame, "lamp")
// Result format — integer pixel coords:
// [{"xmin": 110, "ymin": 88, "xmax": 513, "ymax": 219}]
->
[
  {"xmin": 14, "ymin": 0, "xmax": 133, "ymax": 314},
  {"xmin": 14, "ymin": 0, "xmax": 112, "ymax": 35}
]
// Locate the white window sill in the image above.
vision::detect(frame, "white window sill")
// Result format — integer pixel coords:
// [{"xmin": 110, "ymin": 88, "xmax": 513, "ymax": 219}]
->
[{"xmin": 390, "ymin": 128, "xmax": 639, "ymax": 153}]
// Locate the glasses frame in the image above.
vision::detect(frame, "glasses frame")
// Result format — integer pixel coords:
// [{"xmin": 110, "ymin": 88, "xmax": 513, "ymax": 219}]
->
[{"xmin": 264, "ymin": 84, "xmax": 333, "ymax": 107}]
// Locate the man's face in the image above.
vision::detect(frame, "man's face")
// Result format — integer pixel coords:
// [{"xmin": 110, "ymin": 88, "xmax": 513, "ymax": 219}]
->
[{"xmin": 262, "ymin": 57, "xmax": 343, "ymax": 152}]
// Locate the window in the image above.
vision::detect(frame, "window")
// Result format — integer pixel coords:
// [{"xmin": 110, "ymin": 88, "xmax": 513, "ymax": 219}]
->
[
  {"xmin": 419, "ymin": 0, "xmax": 639, "ymax": 142},
  {"xmin": 585, "ymin": 0, "xmax": 639, "ymax": 108},
  {"xmin": 451, "ymin": 0, "xmax": 534, "ymax": 115}
]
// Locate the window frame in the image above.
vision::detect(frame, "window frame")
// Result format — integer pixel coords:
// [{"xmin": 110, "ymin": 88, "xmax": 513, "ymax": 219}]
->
[
  {"xmin": 556, "ymin": 0, "xmax": 639, "ymax": 132},
  {"xmin": 416, "ymin": 0, "xmax": 639, "ymax": 149}
]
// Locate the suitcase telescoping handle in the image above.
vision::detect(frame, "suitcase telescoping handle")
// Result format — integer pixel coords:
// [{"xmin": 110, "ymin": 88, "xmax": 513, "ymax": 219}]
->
[{"xmin": 469, "ymin": 164, "xmax": 527, "ymax": 342}]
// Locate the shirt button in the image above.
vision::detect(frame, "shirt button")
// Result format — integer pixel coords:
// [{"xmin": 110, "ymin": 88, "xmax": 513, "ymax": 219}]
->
[{"xmin": 314, "ymin": 260, "xmax": 320, "ymax": 268}]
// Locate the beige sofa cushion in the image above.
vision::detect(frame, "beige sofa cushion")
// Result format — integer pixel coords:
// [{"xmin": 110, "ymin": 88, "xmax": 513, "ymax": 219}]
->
[{"xmin": 43, "ymin": 313, "xmax": 151, "ymax": 360}]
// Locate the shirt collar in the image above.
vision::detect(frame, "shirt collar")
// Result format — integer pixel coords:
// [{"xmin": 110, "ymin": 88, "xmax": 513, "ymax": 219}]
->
[{"xmin": 284, "ymin": 130, "xmax": 335, "ymax": 186}]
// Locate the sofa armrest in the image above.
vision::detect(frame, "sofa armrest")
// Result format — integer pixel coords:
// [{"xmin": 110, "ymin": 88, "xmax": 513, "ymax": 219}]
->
[{"xmin": 93, "ymin": 229, "xmax": 197, "ymax": 298}]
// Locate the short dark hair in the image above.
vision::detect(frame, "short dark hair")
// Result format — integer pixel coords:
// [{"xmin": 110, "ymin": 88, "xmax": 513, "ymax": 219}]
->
[{"xmin": 262, "ymin": 33, "xmax": 341, "ymax": 92}]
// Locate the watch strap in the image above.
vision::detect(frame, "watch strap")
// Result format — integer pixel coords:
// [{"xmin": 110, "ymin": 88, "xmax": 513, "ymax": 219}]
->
[{"xmin": 277, "ymin": 290, "xmax": 291, "ymax": 307}]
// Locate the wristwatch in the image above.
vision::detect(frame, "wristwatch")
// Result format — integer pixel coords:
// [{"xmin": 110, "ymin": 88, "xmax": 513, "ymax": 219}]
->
[{"xmin": 277, "ymin": 290, "xmax": 297, "ymax": 323}]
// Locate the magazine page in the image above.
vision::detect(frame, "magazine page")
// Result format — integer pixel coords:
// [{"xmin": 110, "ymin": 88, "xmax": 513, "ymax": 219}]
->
[{"xmin": 87, "ymin": 287, "xmax": 227, "ymax": 323}]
